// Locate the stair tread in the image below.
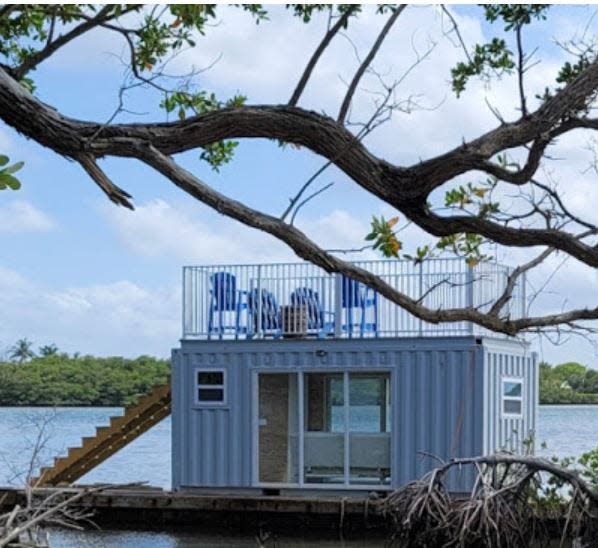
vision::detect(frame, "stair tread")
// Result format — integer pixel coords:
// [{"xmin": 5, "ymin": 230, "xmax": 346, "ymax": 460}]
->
[{"xmin": 34, "ymin": 382, "xmax": 171, "ymax": 485}]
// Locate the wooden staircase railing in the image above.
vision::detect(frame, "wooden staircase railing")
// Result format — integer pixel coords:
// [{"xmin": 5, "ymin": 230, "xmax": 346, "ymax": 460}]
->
[{"xmin": 35, "ymin": 379, "xmax": 171, "ymax": 486}]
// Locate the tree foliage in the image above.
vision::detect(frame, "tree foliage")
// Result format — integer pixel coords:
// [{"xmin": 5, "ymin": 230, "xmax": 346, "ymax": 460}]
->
[
  {"xmin": 8, "ymin": 338, "xmax": 35, "ymax": 363},
  {"xmin": 0, "ymin": 4, "xmax": 596, "ymax": 337},
  {"xmin": 0, "ymin": 353, "xmax": 169, "ymax": 406},
  {"xmin": 540, "ymin": 361, "xmax": 598, "ymax": 404},
  {"xmin": 0, "ymin": 153, "xmax": 23, "ymax": 190}
]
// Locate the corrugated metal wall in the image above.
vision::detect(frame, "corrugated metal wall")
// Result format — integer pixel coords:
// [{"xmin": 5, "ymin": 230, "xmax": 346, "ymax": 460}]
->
[
  {"xmin": 173, "ymin": 336, "xmax": 531, "ymax": 491},
  {"xmin": 393, "ymin": 344, "xmax": 484, "ymax": 490},
  {"xmin": 172, "ymin": 347, "xmax": 253, "ymax": 488},
  {"xmin": 483, "ymin": 340, "xmax": 537, "ymax": 454}
]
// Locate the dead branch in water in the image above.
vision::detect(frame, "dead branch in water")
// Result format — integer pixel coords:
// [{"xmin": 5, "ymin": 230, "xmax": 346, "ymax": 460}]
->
[
  {"xmin": 0, "ymin": 483, "xmax": 144, "ymax": 547},
  {"xmin": 379, "ymin": 453, "xmax": 598, "ymax": 548}
]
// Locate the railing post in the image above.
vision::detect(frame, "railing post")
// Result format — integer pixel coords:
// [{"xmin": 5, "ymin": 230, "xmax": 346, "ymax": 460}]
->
[
  {"xmin": 466, "ymin": 265, "xmax": 474, "ymax": 335},
  {"xmin": 334, "ymin": 273, "xmax": 342, "ymax": 338},
  {"xmin": 256, "ymin": 265, "xmax": 262, "ymax": 338},
  {"xmin": 182, "ymin": 267, "xmax": 187, "ymax": 338},
  {"xmin": 521, "ymin": 271, "xmax": 527, "ymax": 319},
  {"xmin": 418, "ymin": 262, "xmax": 423, "ymax": 336}
]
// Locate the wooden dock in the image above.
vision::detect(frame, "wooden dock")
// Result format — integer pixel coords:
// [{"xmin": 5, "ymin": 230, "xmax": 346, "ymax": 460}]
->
[{"xmin": 0, "ymin": 486, "xmax": 390, "ymax": 537}]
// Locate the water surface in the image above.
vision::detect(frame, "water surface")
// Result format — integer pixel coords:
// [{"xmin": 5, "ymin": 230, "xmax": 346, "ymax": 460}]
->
[{"xmin": 1, "ymin": 405, "xmax": 596, "ymax": 546}]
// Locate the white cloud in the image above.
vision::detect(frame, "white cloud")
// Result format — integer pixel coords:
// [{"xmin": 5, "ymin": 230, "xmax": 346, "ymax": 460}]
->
[
  {"xmin": 100, "ymin": 198, "xmax": 382, "ymax": 264},
  {"xmin": 0, "ymin": 267, "xmax": 179, "ymax": 358},
  {"xmin": 0, "ymin": 201, "xmax": 56, "ymax": 233}
]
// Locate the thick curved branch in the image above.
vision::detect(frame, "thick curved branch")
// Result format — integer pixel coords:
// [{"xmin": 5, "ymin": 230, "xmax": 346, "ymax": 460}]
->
[
  {"xmin": 407, "ymin": 57, "xmax": 598, "ymax": 196},
  {"xmin": 478, "ymin": 136, "xmax": 550, "ymax": 184},
  {"xmin": 337, "ymin": 5, "xmax": 406, "ymax": 124},
  {"xmin": 132, "ymin": 144, "xmax": 598, "ymax": 335},
  {"xmin": 288, "ymin": 7, "xmax": 354, "ymax": 106},
  {"xmin": 0, "ymin": 57, "xmax": 597, "ymax": 268},
  {"xmin": 406, "ymin": 205, "xmax": 598, "ymax": 268}
]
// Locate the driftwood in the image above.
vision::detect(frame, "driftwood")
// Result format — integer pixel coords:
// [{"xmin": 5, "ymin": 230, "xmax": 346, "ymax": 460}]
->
[
  {"xmin": 0, "ymin": 485, "xmax": 108, "ymax": 547},
  {"xmin": 379, "ymin": 453, "xmax": 598, "ymax": 548}
]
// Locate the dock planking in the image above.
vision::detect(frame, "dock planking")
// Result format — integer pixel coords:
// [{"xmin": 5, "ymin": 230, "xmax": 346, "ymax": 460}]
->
[{"xmin": 0, "ymin": 486, "xmax": 390, "ymax": 537}]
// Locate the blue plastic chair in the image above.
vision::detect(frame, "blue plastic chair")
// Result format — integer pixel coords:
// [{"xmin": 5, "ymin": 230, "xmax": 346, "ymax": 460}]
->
[
  {"xmin": 208, "ymin": 272, "xmax": 248, "ymax": 339},
  {"xmin": 290, "ymin": 287, "xmax": 334, "ymax": 337},
  {"xmin": 248, "ymin": 288, "xmax": 281, "ymax": 338},
  {"xmin": 341, "ymin": 276, "xmax": 378, "ymax": 337}
]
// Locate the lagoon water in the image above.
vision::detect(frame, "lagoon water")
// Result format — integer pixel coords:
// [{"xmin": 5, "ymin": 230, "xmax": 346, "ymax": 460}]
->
[{"xmin": 1, "ymin": 405, "xmax": 597, "ymax": 546}]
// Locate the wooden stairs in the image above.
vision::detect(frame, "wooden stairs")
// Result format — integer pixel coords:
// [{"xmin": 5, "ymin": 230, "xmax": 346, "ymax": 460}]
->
[{"xmin": 35, "ymin": 379, "xmax": 171, "ymax": 486}]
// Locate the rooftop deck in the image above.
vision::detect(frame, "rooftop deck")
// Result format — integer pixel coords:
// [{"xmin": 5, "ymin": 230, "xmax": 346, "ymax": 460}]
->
[{"xmin": 182, "ymin": 258, "xmax": 525, "ymax": 341}]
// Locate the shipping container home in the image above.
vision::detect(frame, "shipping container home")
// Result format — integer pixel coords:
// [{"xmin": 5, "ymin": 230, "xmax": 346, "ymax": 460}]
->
[{"xmin": 172, "ymin": 260, "xmax": 537, "ymax": 493}]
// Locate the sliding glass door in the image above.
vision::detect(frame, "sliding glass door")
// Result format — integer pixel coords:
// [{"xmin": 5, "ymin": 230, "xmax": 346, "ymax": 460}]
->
[
  {"xmin": 256, "ymin": 370, "xmax": 391, "ymax": 488},
  {"xmin": 348, "ymin": 374, "xmax": 391, "ymax": 486}
]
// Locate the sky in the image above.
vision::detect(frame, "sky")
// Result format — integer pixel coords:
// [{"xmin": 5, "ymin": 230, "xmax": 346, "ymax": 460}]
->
[{"xmin": 0, "ymin": 4, "xmax": 597, "ymax": 364}]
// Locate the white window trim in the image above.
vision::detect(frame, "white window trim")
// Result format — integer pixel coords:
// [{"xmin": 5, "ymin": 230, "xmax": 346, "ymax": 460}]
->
[
  {"xmin": 194, "ymin": 367, "xmax": 227, "ymax": 406},
  {"xmin": 501, "ymin": 376, "xmax": 523, "ymax": 418}
]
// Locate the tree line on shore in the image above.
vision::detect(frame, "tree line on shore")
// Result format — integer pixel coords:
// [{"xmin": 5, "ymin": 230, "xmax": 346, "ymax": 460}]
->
[
  {"xmin": 0, "ymin": 339, "xmax": 169, "ymax": 406},
  {"xmin": 540, "ymin": 361, "xmax": 598, "ymax": 404},
  {"xmin": 1, "ymin": 339, "xmax": 597, "ymax": 406}
]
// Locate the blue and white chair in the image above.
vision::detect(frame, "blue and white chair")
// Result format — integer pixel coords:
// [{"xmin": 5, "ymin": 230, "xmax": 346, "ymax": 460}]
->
[
  {"xmin": 207, "ymin": 272, "xmax": 248, "ymax": 339},
  {"xmin": 248, "ymin": 288, "xmax": 282, "ymax": 338},
  {"xmin": 341, "ymin": 276, "xmax": 378, "ymax": 338}
]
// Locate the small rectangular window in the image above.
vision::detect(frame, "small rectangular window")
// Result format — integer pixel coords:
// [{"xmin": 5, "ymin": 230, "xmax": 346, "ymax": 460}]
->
[
  {"xmin": 502, "ymin": 377, "xmax": 523, "ymax": 417},
  {"xmin": 198, "ymin": 371, "xmax": 224, "ymax": 385},
  {"xmin": 195, "ymin": 368, "xmax": 226, "ymax": 405}
]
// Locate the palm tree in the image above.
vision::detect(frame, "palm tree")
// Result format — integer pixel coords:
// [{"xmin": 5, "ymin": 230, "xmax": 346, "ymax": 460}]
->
[
  {"xmin": 9, "ymin": 338, "xmax": 35, "ymax": 363},
  {"xmin": 39, "ymin": 344, "xmax": 58, "ymax": 357}
]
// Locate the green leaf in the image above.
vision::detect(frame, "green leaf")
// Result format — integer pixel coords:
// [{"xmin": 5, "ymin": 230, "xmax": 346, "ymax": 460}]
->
[
  {"xmin": 0, "ymin": 172, "xmax": 21, "ymax": 190},
  {"xmin": 3, "ymin": 161, "xmax": 24, "ymax": 175},
  {"xmin": 0, "ymin": 155, "xmax": 9, "ymax": 167}
]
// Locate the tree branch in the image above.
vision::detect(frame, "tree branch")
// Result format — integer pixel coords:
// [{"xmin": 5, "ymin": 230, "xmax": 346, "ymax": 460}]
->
[
  {"xmin": 337, "ymin": 5, "xmax": 406, "ymax": 124},
  {"xmin": 76, "ymin": 153, "xmax": 134, "ymax": 209},
  {"xmin": 12, "ymin": 6, "xmax": 115, "ymax": 80},
  {"xmin": 515, "ymin": 24, "xmax": 528, "ymax": 117},
  {"xmin": 134, "ymin": 144, "xmax": 598, "ymax": 335},
  {"xmin": 406, "ymin": 205, "xmax": 598, "ymax": 268},
  {"xmin": 288, "ymin": 7, "xmax": 354, "ymax": 106},
  {"xmin": 488, "ymin": 247, "xmax": 554, "ymax": 317}
]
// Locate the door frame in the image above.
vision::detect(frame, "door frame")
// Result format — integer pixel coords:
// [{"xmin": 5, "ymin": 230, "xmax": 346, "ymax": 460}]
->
[{"xmin": 252, "ymin": 369, "xmax": 394, "ymax": 490}]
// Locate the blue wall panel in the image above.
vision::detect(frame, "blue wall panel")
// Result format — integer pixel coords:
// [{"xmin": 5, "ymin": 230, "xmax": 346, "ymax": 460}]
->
[{"xmin": 173, "ymin": 336, "xmax": 532, "ymax": 492}]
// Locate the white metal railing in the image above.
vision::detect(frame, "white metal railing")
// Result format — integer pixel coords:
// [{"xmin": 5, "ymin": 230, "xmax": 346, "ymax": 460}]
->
[{"xmin": 182, "ymin": 258, "xmax": 525, "ymax": 340}]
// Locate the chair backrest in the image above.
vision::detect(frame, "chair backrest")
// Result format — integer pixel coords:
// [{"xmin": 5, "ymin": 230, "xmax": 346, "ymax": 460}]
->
[
  {"xmin": 210, "ymin": 272, "xmax": 237, "ymax": 311},
  {"xmin": 341, "ymin": 275, "xmax": 362, "ymax": 308},
  {"xmin": 248, "ymin": 288, "xmax": 280, "ymax": 331},
  {"xmin": 290, "ymin": 287, "xmax": 323, "ymax": 329},
  {"xmin": 341, "ymin": 275, "xmax": 377, "ymax": 308}
]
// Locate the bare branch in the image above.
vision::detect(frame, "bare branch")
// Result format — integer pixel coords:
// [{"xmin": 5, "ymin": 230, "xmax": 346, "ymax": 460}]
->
[
  {"xmin": 12, "ymin": 6, "xmax": 116, "ymax": 80},
  {"xmin": 290, "ymin": 181, "xmax": 334, "ymax": 225},
  {"xmin": 515, "ymin": 24, "xmax": 528, "ymax": 117},
  {"xmin": 440, "ymin": 5, "xmax": 472, "ymax": 64},
  {"xmin": 488, "ymin": 247, "xmax": 554, "ymax": 316},
  {"xmin": 288, "ymin": 7, "xmax": 355, "ymax": 106},
  {"xmin": 337, "ymin": 5, "xmax": 406, "ymax": 124}
]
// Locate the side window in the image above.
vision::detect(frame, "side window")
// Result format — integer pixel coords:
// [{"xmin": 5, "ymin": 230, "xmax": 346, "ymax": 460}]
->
[
  {"xmin": 502, "ymin": 377, "xmax": 523, "ymax": 417},
  {"xmin": 195, "ymin": 369, "xmax": 226, "ymax": 405}
]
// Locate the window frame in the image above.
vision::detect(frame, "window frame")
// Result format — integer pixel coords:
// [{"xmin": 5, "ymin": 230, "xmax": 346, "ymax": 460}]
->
[
  {"xmin": 194, "ymin": 367, "xmax": 227, "ymax": 406},
  {"xmin": 501, "ymin": 376, "xmax": 524, "ymax": 418}
]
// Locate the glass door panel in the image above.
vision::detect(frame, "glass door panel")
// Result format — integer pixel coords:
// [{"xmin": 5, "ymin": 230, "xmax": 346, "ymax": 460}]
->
[
  {"xmin": 304, "ymin": 373, "xmax": 345, "ymax": 484},
  {"xmin": 258, "ymin": 373, "xmax": 299, "ymax": 484},
  {"xmin": 349, "ymin": 373, "xmax": 391, "ymax": 486}
]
